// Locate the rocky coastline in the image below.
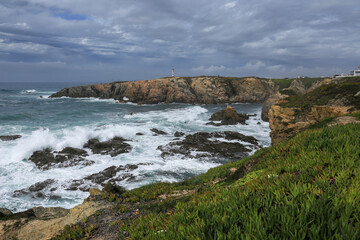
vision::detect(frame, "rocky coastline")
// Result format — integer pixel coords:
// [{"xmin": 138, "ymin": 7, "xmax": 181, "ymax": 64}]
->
[
  {"xmin": 2, "ymin": 76, "xmax": 360, "ymax": 239},
  {"xmin": 50, "ymin": 76, "xmax": 277, "ymax": 104}
]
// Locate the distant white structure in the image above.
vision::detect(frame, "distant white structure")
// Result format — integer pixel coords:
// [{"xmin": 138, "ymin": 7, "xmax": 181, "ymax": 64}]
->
[
  {"xmin": 172, "ymin": 68, "xmax": 175, "ymax": 77},
  {"xmin": 353, "ymin": 66, "xmax": 360, "ymax": 76},
  {"xmin": 334, "ymin": 66, "xmax": 360, "ymax": 78}
]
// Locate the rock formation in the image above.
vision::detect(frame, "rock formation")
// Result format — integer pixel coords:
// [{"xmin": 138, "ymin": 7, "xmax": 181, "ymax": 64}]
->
[
  {"xmin": 269, "ymin": 105, "xmax": 356, "ymax": 145},
  {"xmin": 158, "ymin": 131, "xmax": 259, "ymax": 160},
  {"xmin": 207, "ymin": 106, "xmax": 249, "ymax": 126},
  {"xmin": 268, "ymin": 77, "xmax": 360, "ymax": 144},
  {"xmin": 50, "ymin": 76, "xmax": 277, "ymax": 104},
  {"xmin": 0, "ymin": 189, "xmax": 114, "ymax": 240},
  {"xmin": 0, "ymin": 135, "xmax": 21, "ymax": 141}
]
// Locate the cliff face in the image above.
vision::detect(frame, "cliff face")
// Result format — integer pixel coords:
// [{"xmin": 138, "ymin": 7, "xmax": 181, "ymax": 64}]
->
[
  {"xmin": 50, "ymin": 76, "xmax": 277, "ymax": 104},
  {"xmin": 268, "ymin": 77, "xmax": 360, "ymax": 144},
  {"xmin": 268, "ymin": 105, "xmax": 355, "ymax": 145}
]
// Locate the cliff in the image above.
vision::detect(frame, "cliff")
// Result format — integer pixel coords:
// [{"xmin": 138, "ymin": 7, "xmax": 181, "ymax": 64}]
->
[
  {"xmin": 50, "ymin": 76, "xmax": 277, "ymax": 104},
  {"xmin": 268, "ymin": 77, "xmax": 360, "ymax": 144}
]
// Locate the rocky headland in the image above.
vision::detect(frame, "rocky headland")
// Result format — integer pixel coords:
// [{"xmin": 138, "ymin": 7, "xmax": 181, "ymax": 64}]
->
[{"xmin": 50, "ymin": 76, "xmax": 277, "ymax": 104}]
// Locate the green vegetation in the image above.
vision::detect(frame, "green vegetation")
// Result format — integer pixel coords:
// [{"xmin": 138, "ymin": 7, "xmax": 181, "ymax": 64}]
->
[
  {"xmin": 279, "ymin": 77, "xmax": 360, "ymax": 112},
  {"xmin": 273, "ymin": 77, "xmax": 323, "ymax": 91},
  {"xmin": 52, "ymin": 224, "xmax": 98, "ymax": 240},
  {"xmin": 124, "ymin": 124, "xmax": 360, "ymax": 239}
]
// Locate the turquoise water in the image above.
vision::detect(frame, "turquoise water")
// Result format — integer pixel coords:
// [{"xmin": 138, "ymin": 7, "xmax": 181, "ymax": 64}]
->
[{"xmin": 0, "ymin": 82, "xmax": 270, "ymax": 212}]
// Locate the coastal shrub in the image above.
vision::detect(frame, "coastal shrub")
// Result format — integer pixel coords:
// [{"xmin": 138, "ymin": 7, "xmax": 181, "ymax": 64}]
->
[{"xmin": 127, "ymin": 124, "xmax": 360, "ymax": 239}]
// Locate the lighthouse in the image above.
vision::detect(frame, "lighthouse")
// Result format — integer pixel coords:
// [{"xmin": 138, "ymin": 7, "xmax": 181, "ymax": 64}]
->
[{"xmin": 172, "ymin": 68, "xmax": 175, "ymax": 78}]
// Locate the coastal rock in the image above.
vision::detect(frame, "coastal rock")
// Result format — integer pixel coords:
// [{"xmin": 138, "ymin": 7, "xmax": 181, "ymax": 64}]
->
[
  {"xmin": 31, "ymin": 207, "xmax": 70, "ymax": 220},
  {"xmin": 13, "ymin": 179, "xmax": 59, "ymax": 199},
  {"xmin": 207, "ymin": 106, "xmax": 249, "ymax": 126},
  {"xmin": 286, "ymin": 79, "xmax": 307, "ymax": 95},
  {"xmin": 29, "ymin": 147, "xmax": 93, "ymax": 170},
  {"xmin": 84, "ymin": 137, "xmax": 132, "ymax": 157},
  {"xmin": 268, "ymin": 105, "xmax": 356, "ymax": 145},
  {"xmin": 158, "ymin": 131, "xmax": 259, "ymax": 160},
  {"xmin": 84, "ymin": 165, "xmax": 137, "ymax": 184},
  {"xmin": 50, "ymin": 76, "xmax": 277, "ymax": 104},
  {"xmin": 261, "ymin": 92, "xmax": 289, "ymax": 121},
  {"xmin": 174, "ymin": 131, "xmax": 185, "ymax": 137},
  {"xmin": 0, "ymin": 208, "xmax": 13, "ymax": 216},
  {"xmin": 66, "ymin": 164, "xmax": 138, "ymax": 191},
  {"xmin": 151, "ymin": 128, "xmax": 168, "ymax": 135},
  {"xmin": 0, "ymin": 135, "xmax": 21, "ymax": 141},
  {"xmin": 0, "ymin": 190, "xmax": 114, "ymax": 240}
]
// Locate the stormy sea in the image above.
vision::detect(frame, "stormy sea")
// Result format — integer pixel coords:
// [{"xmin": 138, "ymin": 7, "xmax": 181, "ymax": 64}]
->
[{"xmin": 0, "ymin": 82, "xmax": 270, "ymax": 213}]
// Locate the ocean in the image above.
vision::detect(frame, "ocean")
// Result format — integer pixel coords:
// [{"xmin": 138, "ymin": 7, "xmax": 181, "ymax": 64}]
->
[{"xmin": 0, "ymin": 82, "xmax": 270, "ymax": 213}]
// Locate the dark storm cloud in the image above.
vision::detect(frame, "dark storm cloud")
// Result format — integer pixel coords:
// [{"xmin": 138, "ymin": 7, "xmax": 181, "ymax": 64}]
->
[{"xmin": 0, "ymin": 0, "xmax": 359, "ymax": 82}]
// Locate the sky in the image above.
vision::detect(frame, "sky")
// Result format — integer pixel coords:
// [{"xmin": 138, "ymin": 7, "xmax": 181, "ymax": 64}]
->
[{"xmin": 0, "ymin": 0, "xmax": 359, "ymax": 82}]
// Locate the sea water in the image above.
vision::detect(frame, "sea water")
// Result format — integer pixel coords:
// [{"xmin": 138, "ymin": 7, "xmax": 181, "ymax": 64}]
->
[{"xmin": 0, "ymin": 82, "xmax": 270, "ymax": 212}]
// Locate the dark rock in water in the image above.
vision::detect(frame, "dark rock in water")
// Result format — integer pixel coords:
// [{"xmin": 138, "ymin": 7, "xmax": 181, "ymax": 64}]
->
[
  {"xmin": 207, "ymin": 106, "xmax": 249, "ymax": 126},
  {"xmin": 29, "ymin": 147, "xmax": 94, "ymax": 170},
  {"xmin": 67, "ymin": 164, "xmax": 138, "ymax": 191},
  {"xmin": 257, "ymin": 122, "xmax": 261, "ymax": 125},
  {"xmin": 151, "ymin": 128, "xmax": 168, "ymax": 135},
  {"xmin": 158, "ymin": 131, "xmax": 259, "ymax": 160},
  {"xmin": 29, "ymin": 179, "xmax": 56, "ymax": 192},
  {"xmin": 174, "ymin": 131, "xmax": 185, "ymax": 137},
  {"xmin": 0, "ymin": 208, "xmax": 13, "ymax": 217},
  {"xmin": 136, "ymin": 132, "xmax": 144, "ymax": 136},
  {"xmin": 85, "ymin": 165, "xmax": 138, "ymax": 184},
  {"xmin": 0, "ymin": 135, "xmax": 22, "ymax": 141},
  {"xmin": 59, "ymin": 147, "xmax": 88, "ymax": 156},
  {"xmin": 84, "ymin": 137, "xmax": 132, "ymax": 157},
  {"xmin": 13, "ymin": 179, "xmax": 58, "ymax": 199}
]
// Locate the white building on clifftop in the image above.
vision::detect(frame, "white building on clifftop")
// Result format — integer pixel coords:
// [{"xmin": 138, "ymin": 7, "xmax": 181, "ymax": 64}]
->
[{"xmin": 353, "ymin": 66, "xmax": 360, "ymax": 76}]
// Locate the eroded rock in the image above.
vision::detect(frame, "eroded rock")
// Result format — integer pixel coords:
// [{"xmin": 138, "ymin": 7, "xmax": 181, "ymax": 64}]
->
[
  {"xmin": 151, "ymin": 128, "xmax": 168, "ymax": 135},
  {"xmin": 207, "ymin": 106, "xmax": 249, "ymax": 126},
  {"xmin": 13, "ymin": 179, "xmax": 60, "ymax": 199},
  {"xmin": 29, "ymin": 147, "xmax": 93, "ymax": 170},
  {"xmin": 84, "ymin": 137, "xmax": 132, "ymax": 157},
  {"xmin": 67, "ymin": 164, "xmax": 138, "ymax": 191},
  {"xmin": 0, "ymin": 135, "xmax": 22, "ymax": 141},
  {"xmin": 158, "ymin": 131, "xmax": 259, "ymax": 160}
]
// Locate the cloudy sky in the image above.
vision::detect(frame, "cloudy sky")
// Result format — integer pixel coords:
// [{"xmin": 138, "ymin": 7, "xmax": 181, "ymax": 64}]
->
[{"xmin": 0, "ymin": 0, "xmax": 359, "ymax": 82}]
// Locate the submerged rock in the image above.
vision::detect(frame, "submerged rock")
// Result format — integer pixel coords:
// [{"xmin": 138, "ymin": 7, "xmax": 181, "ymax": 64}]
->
[
  {"xmin": 29, "ymin": 147, "xmax": 94, "ymax": 170},
  {"xmin": 0, "ymin": 135, "xmax": 22, "ymax": 141},
  {"xmin": 174, "ymin": 131, "xmax": 185, "ymax": 137},
  {"xmin": 158, "ymin": 131, "xmax": 259, "ymax": 160},
  {"xmin": 207, "ymin": 106, "xmax": 249, "ymax": 126},
  {"xmin": 13, "ymin": 179, "xmax": 59, "ymax": 199},
  {"xmin": 151, "ymin": 128, "xmax": 168, "ymax": 135},
  {"xmin": 67, "ymin": 164, "xmax": 138, "ymax": 191},
  {"xmin": 84, "ymin": 137, "xmax": 132, "ymax": 157}
]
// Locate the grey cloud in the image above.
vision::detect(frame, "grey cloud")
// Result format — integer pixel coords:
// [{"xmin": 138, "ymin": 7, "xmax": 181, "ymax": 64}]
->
[{"xmin": 0, "ymin": 0, "xmax": 359, "ymax": 82}]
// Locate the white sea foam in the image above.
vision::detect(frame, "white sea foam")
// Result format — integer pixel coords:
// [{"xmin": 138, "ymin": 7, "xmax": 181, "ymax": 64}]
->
[
  {"xmin": 21, "ymin": 89, "xmax": 37, "ymax": 94},
  {"xmin": 0, "ymin": 102, "xmax": 271, "ymax": 212},
  {"xmin": 125, "ymin": 105, "xmax": 208, "ymax": 123}
]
